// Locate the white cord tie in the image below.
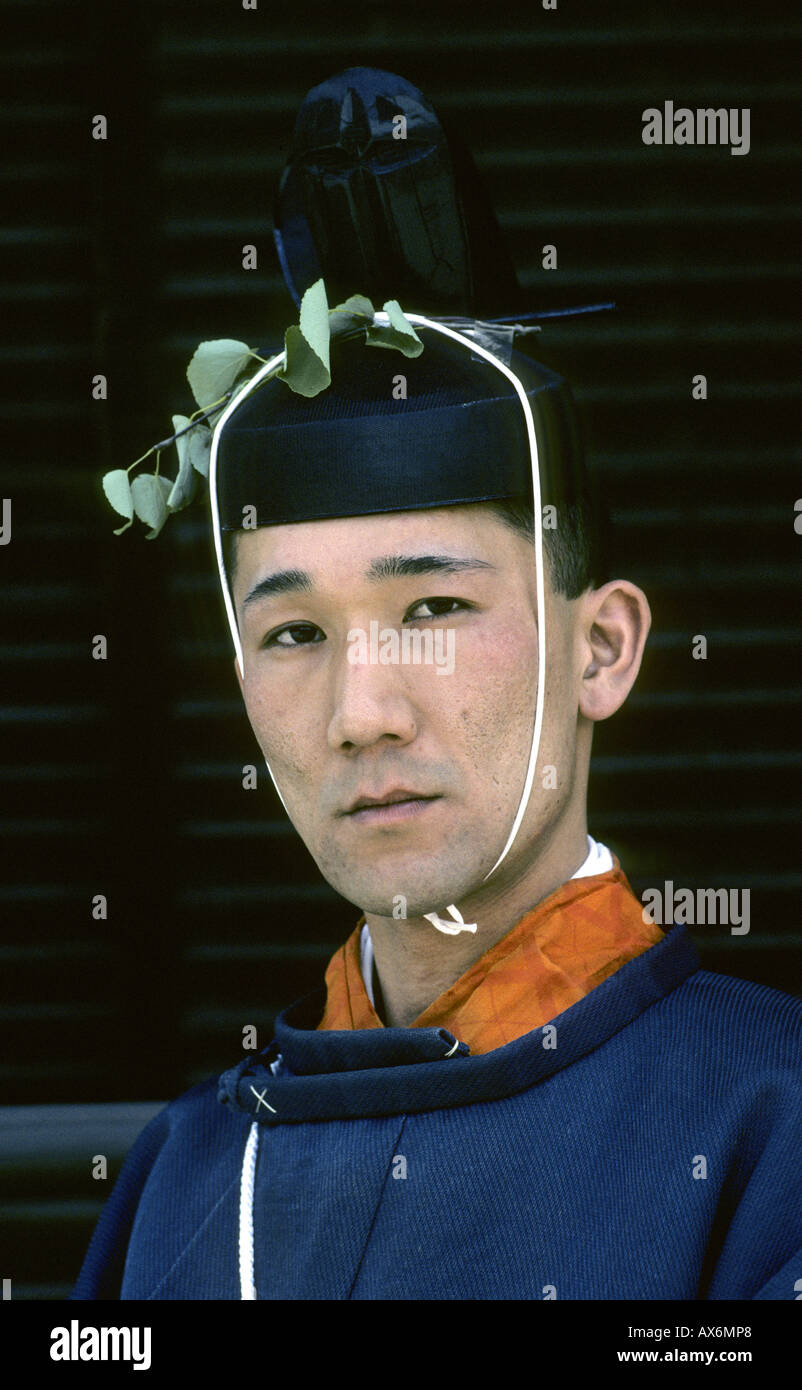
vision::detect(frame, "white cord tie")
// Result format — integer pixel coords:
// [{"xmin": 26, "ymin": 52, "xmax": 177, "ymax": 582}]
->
[{"xmin": 239, "ymin": 1121, "xmax": 259, "ymax": 1300}]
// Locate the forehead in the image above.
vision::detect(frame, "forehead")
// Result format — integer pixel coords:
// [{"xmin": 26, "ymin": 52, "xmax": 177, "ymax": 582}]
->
[{"xmin": 231, "ymin": 505, "xmax": 513, "ymax": 586}]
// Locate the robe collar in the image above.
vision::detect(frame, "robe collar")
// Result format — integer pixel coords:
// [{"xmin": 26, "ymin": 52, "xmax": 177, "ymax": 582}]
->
[{"xmin": 317, "ymin": 850, "xmax": 664, "ymax": 1055}]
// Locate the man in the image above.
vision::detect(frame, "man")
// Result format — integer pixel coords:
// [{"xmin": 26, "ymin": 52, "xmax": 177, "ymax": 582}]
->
[
  {"xmin": 70, "ymin": 313, "xmax": 802, "ymax": 1301},
  {"xmin": 71, "ymin": 68, "xmax": 801, "ymax": 1301}
]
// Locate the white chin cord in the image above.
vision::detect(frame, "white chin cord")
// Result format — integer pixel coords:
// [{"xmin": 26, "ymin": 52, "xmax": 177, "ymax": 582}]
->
[{"xmin": 209, "ymin": 314, "xmax": 546, "ymax": 936}]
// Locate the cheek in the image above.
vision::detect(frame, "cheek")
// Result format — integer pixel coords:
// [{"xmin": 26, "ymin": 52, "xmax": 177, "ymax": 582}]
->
[
  {"xmin": 447, "ymin": 621, "xmax": 539, "ymax": 750},
  {"xmin": 447, "ymin": 617, "xmax": 573, "ymax": 787},
  {"xmin": 455, "ymin": 613, "xmax": 537, "ymax": 686},
  {"xmin": 242, "ymin": 681, "xmax": 314, "ymax": 778}
]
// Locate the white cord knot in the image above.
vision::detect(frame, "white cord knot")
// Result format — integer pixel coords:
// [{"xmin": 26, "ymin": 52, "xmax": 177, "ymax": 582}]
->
[{"xmin": 423, "ymin": 903, "xmax": 477, "ymax": 935}]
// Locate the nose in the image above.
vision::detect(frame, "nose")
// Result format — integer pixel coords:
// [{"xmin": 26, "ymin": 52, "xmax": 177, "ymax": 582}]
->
[{"xmin": 327, "ymin": 635, "xmax": 418, "ymax": 752}]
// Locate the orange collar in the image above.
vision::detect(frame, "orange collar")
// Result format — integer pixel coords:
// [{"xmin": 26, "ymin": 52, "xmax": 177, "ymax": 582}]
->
[{"xmin": 317, "ymin": 863, "xmax": 664, "ymax": 1054}]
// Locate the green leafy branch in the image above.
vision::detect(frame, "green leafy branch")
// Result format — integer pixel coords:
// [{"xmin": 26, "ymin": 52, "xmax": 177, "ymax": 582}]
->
[{"xmin": 101, "ymin": 279, "xmax": 423, "ymax": 539}]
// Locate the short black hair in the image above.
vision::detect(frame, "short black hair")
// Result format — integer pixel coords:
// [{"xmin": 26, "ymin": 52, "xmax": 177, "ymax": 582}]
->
[
  {"xmin": 221, "ymin": 489, "xmax": 607, "ymax": 603},
  {"xmin": 488, "ymin": 492, "xmax": 608, "ymax": 599}
]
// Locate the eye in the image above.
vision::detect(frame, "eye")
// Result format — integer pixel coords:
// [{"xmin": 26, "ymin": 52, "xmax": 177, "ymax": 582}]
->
[
  {"xmin": 263, "ymin": 622, "xmax": 325, "ymax": 649},
  {"xmin": 404, "ymin": 597, "xmax": 473, "ymax": 621}
]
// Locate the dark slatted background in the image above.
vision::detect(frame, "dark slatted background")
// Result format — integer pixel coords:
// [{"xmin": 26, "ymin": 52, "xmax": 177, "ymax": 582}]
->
[{"xmin": 1, "ymin": 0, "xmax": 800, "ymax": 1296}]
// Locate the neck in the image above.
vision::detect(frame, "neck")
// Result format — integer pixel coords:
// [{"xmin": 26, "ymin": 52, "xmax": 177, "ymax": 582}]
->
[{"xmin": 364, "ymin": 813, "xmax": 591, "ymax": 1028}]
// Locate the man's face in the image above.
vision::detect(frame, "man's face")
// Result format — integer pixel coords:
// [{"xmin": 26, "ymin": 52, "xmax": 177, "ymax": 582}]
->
[{"xmin": 231, "ymin": 504, "xmax": 582, "ymax": 918}]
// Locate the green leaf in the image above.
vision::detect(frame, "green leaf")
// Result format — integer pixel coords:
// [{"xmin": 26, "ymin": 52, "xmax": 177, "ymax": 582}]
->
[
  {"xmin": 299, "ymin": 278, "xmax": 331, "ymax": 362},
  {"xmin": 277, "ymin": 278, "xmax": 331, "ymax": 397},
  {"xmin": 102, "ymin": 469, "xmax": 134, "ymax": 520},
  {"xmin": 332, "ymin": 294, "xmax": 375, "ymax": 319},
  {"xmin": 188, "ymin": 423, "xmax": 212, "ymax": 478},
  {"xmin": 383, "ymin": 300, "xmax": 422, "ymax": 344},
  {"xmin": 167, "ymin": 415, "xmax": 199, "ymax": 511},
  {"xmin": 278, "ymin": 324, "xmax": 331, "ymax": 396},
  {"xmin": 131, "ymin": 473, "xmax": 173, "ymax": 539},
  {"xmin": 329, "ymin": 294, "xmax": 375, "ymax": 338},
  {"xmin": 366, "ymin": 299, "xmax": 423, "ymax": 356},
  {"xmin": 186, "ymin": 339, "xmax": 254, "ymax": 409}
]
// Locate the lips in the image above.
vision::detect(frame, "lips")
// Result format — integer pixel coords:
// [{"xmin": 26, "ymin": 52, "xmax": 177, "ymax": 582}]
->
[{"xmin": 343, "ymin": 787, "xmax": 438, "ymax": 815}]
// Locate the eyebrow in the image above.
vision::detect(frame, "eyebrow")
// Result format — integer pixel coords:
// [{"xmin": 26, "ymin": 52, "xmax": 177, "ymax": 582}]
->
[{"xmin": 241, "ymin": 554, "xmax": 496, "ymax": 610}]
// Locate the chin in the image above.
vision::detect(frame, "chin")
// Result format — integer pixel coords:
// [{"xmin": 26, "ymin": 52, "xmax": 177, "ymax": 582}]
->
[
  {"xmin": 329, "ymin": 866, "xmax": 484, "ymax": 922},
  {"xmin": 312, "ymin": 823, "xmax": 500, "ymax": 916}
]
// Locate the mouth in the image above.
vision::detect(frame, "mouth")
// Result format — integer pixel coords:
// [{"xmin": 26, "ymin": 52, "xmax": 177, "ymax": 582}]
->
[{"xmin": 341, "ymin": 789, "xmax": 442, "ymax": 825}]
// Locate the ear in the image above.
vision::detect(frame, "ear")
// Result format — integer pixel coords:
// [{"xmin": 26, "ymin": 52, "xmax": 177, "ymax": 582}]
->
[{"xmin": 577, "ymin": 580, "xmax": 651, "ymax": 722}]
